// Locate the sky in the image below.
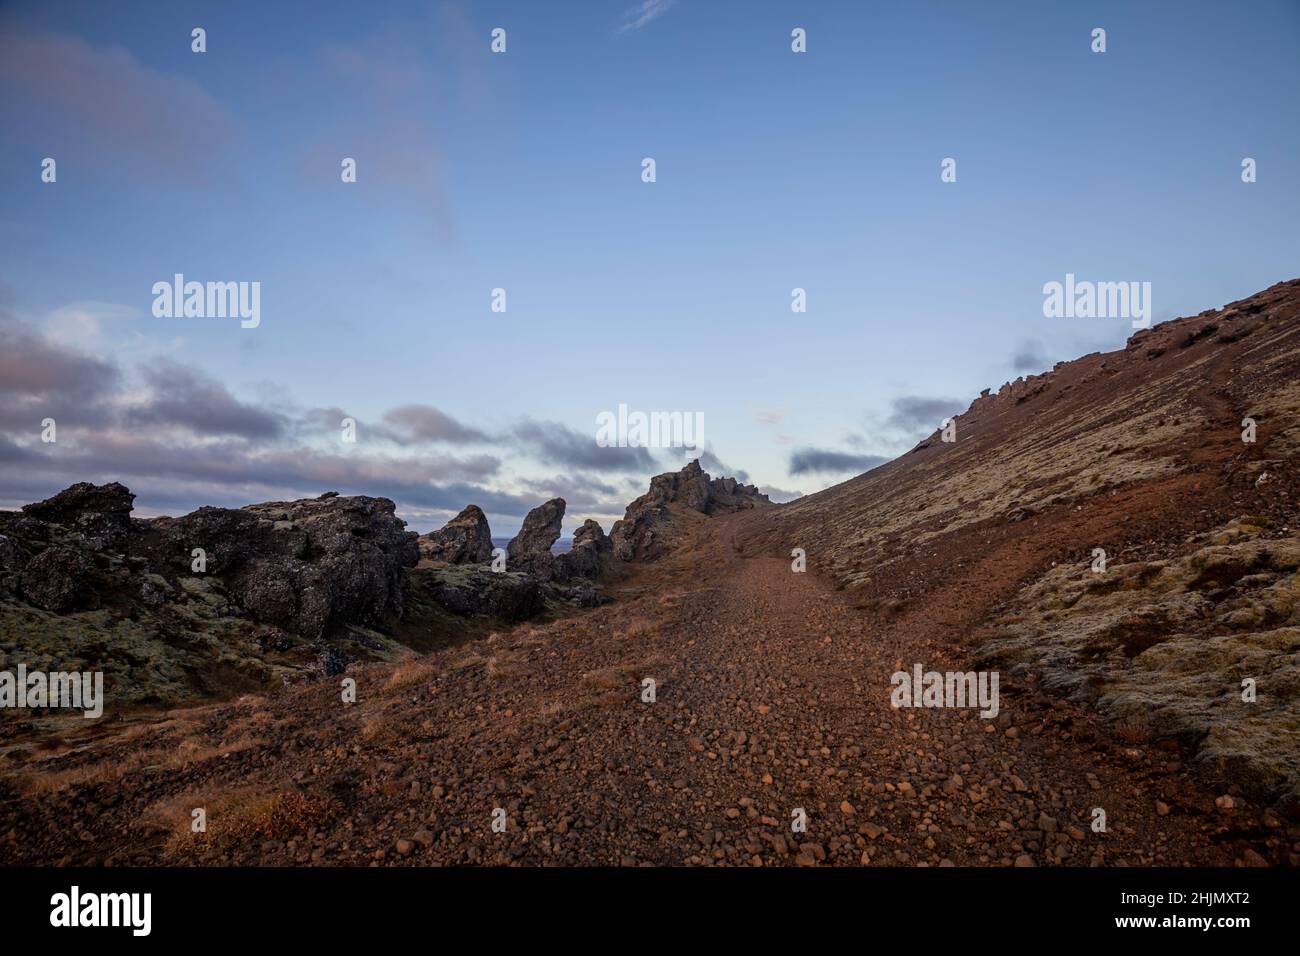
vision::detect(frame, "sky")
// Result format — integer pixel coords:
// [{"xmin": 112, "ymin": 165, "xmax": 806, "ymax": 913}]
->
[{"xmin": 1, "ymin": 0, "xmax": 1298, "ymax": 536}]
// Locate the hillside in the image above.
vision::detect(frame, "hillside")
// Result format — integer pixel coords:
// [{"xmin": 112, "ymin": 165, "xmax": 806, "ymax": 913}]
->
[{"xmin": 738, "ymin": 278, "xmax": 1300, "ymax": 809}]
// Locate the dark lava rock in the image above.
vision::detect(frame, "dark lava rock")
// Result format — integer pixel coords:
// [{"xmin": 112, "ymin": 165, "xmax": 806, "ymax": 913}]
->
[
  {"xmin": 0, "ymin": 533, "xmax": 25, "ymax": 574},
  {"xmin": 20, "ymin": 547, "xmax": 92, "ymax": 612},
  {"xmin": 142, "ymin": 492, "xmax": 419, "ymax": 638},
  {"xmin": 425, "ymin": 567, "xmax": 545, "ymax": 623},
  {"xmin": 419, "ymin": 505, "xmax": 493, "ymax": 565},
  {"xmin": 21, "ymin": 481, "xmax": 135, "ymax": 552},
  {"xmin": 318, "ymin": 645, "xmax": 351, "ymax": 676},
  {"xmin": 553, "ymin": 519, "xmax": 612, "ymax": 582},
  {"xmin": 560, "ymin": 584, "xmax": 613, "ymax": 608},
  {"xmin": 506, "ymin": 498, "xmax": 565, "ymax": 578},
  {"xmin": 610, "ymin": 460, "xmax": 770, "ymax": 561}
]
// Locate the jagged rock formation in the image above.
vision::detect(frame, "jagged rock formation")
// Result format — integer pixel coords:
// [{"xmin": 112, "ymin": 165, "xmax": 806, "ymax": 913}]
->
[
  {"xmin": 553, "ymin": 518, "xmax": 613, "ymax": 582},
  {"xmin": 610, "ymin": 459, "xmax": 771, "ymax": 561},
  {"xmin": 418, "ymin": 505, "xmax": 493, "ymax": 565},
  {"xmin": 506, "ymin": 498, "xmax": 565, "ymax": 578},
  {"xmin": 141, "ymin": 492, "xmax": 419, "ymax": 639},
  {"xmin": 0, "ymin": 453, "xmax": 764, "ymax": 709},
  {"xmin": 2, "ymin": 484, "xmax": 419, "ymax": 641},
  {"xmin": 21, "ymin": 481, "xmax": 135, "ymax": 552}
]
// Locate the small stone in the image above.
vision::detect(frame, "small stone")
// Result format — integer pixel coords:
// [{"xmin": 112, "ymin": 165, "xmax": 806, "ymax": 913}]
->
[
  {"xmin": 1014, "ymin": 854, "xmax": 1035, "ymax": 867},
  {"xmin": 839, "ymin": 800, "xmax": 856, "ymax": 816},
  {"xmin": 1156, "ymin": 801, "xmax": 1170, "ymax": 816}
]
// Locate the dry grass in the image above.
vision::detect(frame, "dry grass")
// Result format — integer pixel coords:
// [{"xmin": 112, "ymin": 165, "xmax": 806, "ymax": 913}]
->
[
  {"xmin": 144, "ymin": 786, "xmax": 336, "ymax": 855},
  {"xmin": 384, "ymin": 656, "xmax": 438, "ymax": 692},
  {"xmin": 18, "ymin": 730, "xmax": 268, "ymax": 796},
  {"xmin": 1114, "ymin": 713, "xmax": 1154, "ymax": 745},
  {"xmin": 619, "ymin": 616, "xmax": 658, "ymax": 641}
]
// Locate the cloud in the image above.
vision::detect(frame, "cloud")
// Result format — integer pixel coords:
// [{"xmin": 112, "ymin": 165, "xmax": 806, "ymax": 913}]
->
[
  {"xmin": 620, "ymin": 0, "xmax": 678, "ymax": 32},
  {"xmin": 381, "ymin": 404, "xmax": 490, "ymax": 444},
  {"xmin": 126, "ymin": 358, "xmax": 286, "ymax": 440},
  {"xmin": 512, "ymin": 418, "xmax": 657, "ymax": 473},
  {"xmin": 788, "ymin": 447, "xmax": 889, "ymax": 476},
  {"xmin": 754, "ymin": 410, "xmax": 784, "ymax": 425},
  {"xmin": 0, "ymin": 31, "xmax": 236, "ymax": 182},
  {"xmin": 518, "ymin": 473, "xmax": 630, "ymax": 520},
  {"xmin": 299, "ymin": 27, "xmax": 471, "ymax": 238},
  {"xmin": 759, "ymin": 485, "xmax": 803, "ymax": 503},
  {"xmin": 691, "ymin": 448, "xmax": 749, "ymax": 484},
  {"xmin": 1010, "ymin": 339, "xmax": 1051, "ymax": 373},
  {"xmin": 885, "ymin": 396, "xmax": 966, "ymax": 433},
  {"xmin": 43, "ymin": 301, "xmax": 140, "ymax": 347},
  {"xmin": 0, "ymin": 309, "xmax": 120, "ymax": 428}
]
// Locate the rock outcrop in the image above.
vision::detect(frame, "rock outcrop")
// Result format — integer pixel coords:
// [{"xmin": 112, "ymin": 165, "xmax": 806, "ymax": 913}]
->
[
  {"xmin": 20, "ymin": 547, "xmax": 92, "ymax": 612},
  {"xmin": 422, "ymin": 566, "xmax": 545, "ymax": 623},
  {"xmin": 419, "ymin": 505, "xmax": 493, "ymax": 565},
  {"xmin": 553, "ymin": 519, "xmax": 613, "ymax": 581},
  {"xmin": 3, "ymin": 483, "xmax": 420, "ymax": 640},
  {"xmin": 610, "ymin": 460, "xmax": 770, "ymax": 561},
  {"xmin": 506, "ymin": 498, "xmax": 565, "ymax": 578},
  {"xmin": 21, "ymin": 481, "xmax": 135, "ymax": 552},
  {"xmin": 144, "ymin": 492, "xmax": 419, "ymax": 638}
]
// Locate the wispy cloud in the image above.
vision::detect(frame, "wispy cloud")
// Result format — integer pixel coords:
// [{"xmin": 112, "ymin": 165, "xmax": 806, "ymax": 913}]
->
[
  {"xmin": 1010, "ymin": 339, "xmax": 1051, "ymax": 374},
  {"xmin": 788, "ymin": 448, "xmax": 889, "ymax": 477},
  {"xmin": 0, "ymin": 30, "xmax": 236, "ymax": 183},
  {"xmin": 620, "ymin": 0, "xmax": 678, "ymax": 33},
  {"xmin": 884, "ymin": 395, "xmax": 965, "ymax": 433}
]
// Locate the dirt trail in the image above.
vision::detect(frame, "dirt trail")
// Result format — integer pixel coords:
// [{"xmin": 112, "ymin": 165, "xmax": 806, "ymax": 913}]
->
[{"xmin": 1, "ymin": 512, "xmax": 1265, "ymax": 867}]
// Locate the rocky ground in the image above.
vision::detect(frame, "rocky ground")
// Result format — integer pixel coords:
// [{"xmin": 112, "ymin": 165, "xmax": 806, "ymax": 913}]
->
[
  {"xmin": 1, "ymin": 280, "xmax": 1298, "ymax": 866},
  {"xmin": 0, "ymin": 511, "xmax": 1291, "ymax": 866}
]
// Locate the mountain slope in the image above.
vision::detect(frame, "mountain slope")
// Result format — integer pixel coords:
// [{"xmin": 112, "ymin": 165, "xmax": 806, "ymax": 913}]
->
[{"xmin": 738, "ymin": 278, "xmax": 1300, "ymax": 809}]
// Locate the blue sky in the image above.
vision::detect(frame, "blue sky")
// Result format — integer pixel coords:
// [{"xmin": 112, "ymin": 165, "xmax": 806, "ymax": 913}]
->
[{"xmin": 2, "ymin": 0, "xmax": 1298, "ymax": 535}]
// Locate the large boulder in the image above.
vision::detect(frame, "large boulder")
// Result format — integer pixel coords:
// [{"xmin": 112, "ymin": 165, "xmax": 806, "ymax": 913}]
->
[
  {"xmin": 424, "ymin": 566, "xmax": 545, "ymax": 623},
  {"xmin": 506, "ymin": 498, "xmax": 565, "ymax": 577},
  {"xmin": 419, "ymin": 505, "xmax": 493, "ymax": 565},
  {"xmin": 143, "ymin": 491, "xmax": 419, "ymax": 638},
  {"xmin": 20, "ymin": 547, "xmax": 92, "ymax": 612},
  {"xmin": 22, "ymin": 481, "xmax": 135, "ymax": 552}
]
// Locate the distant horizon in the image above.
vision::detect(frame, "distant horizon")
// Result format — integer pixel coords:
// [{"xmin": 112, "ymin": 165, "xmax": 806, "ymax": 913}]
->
[{"xmin": 5, "ymin": 273, "xmax": 1297, "ymax": 537}]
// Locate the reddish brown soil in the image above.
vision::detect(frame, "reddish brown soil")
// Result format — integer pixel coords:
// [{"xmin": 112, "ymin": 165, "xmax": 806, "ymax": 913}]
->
[{"xmin": 0, "ymin": 508, "xmax": 1291, "ymax": 867}]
